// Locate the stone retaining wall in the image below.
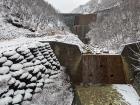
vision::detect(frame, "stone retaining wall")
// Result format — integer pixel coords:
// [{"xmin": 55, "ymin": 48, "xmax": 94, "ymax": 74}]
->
[{"xmin": 0, "ymin": 43, "xmax": 61, "ymax": 105}]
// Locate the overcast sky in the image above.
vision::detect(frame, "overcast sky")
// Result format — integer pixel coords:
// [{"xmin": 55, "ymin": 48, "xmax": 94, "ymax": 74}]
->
[{"xmin": 45, "ymin": 0, "xmax": 90, "ymax": 13}]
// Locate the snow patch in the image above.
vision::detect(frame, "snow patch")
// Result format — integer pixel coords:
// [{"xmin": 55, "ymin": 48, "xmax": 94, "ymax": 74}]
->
[{"xmin": 113, "ymin": 84, "xmax": 140, "ymax": 105}]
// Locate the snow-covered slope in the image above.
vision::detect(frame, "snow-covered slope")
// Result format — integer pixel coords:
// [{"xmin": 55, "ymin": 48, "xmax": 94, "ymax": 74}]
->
[
  {"xmin": 87, "ymin": 0, "xmax": 140, "ymax": 52},
  {"xmin": 72, "ymin": 0, "xmax": 122, "ymax": 14},
  {"xmin": 72, "ymin": 0, "xmax": 98, "ymax": 14},
  {"xmin": 0, "ymin": 0, "xmax": 66, "ymax": 40},
  {"xmin": 0, "ymin": 14, "xmax": 33, "ymax": 40}
]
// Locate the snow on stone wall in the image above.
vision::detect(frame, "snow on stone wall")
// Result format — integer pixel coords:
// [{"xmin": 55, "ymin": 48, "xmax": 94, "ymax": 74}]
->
[{"xmin": 0, "ymin": 42, "xmax": 72, "ymax": 105}]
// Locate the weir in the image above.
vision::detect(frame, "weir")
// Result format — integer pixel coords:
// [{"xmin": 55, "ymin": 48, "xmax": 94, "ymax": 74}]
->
[{"xmin": 44, "ymin": 41, "xmax": 140, "ymax": 105}]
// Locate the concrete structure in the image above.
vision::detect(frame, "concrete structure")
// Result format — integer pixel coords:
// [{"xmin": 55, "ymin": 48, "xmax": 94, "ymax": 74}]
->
[
  {"xmin": 121, "ymin": 42, "xmax": 140, "ymax": 95},
  {"xmin": 48, "ymin": 41, "xmax": 128, "ymax": 85},
  {"xmin": 60, "ymin": 13, "xmax": 97, "ymax": 43}
]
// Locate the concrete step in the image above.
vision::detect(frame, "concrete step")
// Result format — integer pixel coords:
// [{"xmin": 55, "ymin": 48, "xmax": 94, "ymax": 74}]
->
[{"xmin": 75, "ymin": 84, "xmax": 140, "ymax": 105}]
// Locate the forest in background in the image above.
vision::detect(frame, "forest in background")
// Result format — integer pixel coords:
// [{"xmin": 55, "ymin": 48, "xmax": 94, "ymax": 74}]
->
[{"xmin": 0, "ymin": 0, "xmax": 65, "ymax": 39}]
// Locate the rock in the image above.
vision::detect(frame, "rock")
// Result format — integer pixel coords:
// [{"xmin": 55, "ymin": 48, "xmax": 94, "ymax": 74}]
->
[
  {"xmin": 52, "ymin": 66, "xmax": 57, "ymax": 70},
  {"xmin": 45, "ymin": 69, "xmax": 51, "ymax": 74},
  {"xmin": 8, "ymin": 77, "xmax": 16, "ymax": 85},
  {"xmin": 49, "ymin": 74, "xmax": 59, "ymax": 79},
  {"xmin": 0, "ymin": 74, "xmax": 11, "ymax": 82},
  {"xmin": 27, "ymin": 74, "xmax": 32, "ymax": 80},
  {"xmin": 16, "ymin": 56, "xmax": 24, "ymax": 62},
  {"xmin": 0, "ymin": 66, "xmax": 10, "ymax": 74},
  {"xmin": 0, "ymin": 53, "xmax": 2, "ymax": 58},
  {"xmin": 32, "ymin": 51, "xmax": 40, "ymax": 55},
  {"xmin": 24, "ymin": 92, "xmax": 32, "ymax": 100},
  {"xmin": 12, "ymin": 94, "xmax": 23, "ymax": 104},
  {"xmin": 37, "ymin": 78, "xmax": 44, "ymax": 83},
  {"xmin": 4, "ymin": 89, "xmax": 14, "ymax": 97},
  {"xmin": 45, "ymin": 55, "xmax": 51, "ymax": 58},
  {"xmin": 38, "ymin": 65, "xmax": 44, "ymax": 69},
  {"xmin": 25, "ymin": 53, "xmax": 32, "ymax": 57},
  {"xmin": 25, "ymin": 89, "xmax": 33, "ymax": 93},
  {"xmin": 17, "ymin": 47, "xmax": 30, "ymax": 54},
  {"xmin": 26, "ymin": 83, "xmax": 36, "ymax": 88},
  {"xmin": 20, "ymin": 72, "xmax": 29, "ymax": 79},
  {"xmin": 30, "ymin": 77, "xmax": 37, "ymax": 82},
  {"xmin": 0, "ymin": 74, "xmax": 11, "ymax": 95},
  {"xmin": 26, "ymin": 55, "xmax": 34, "ymax": 60},
  {"xmin": 44, "ymin": 62, "xmax": 51, "ymax": 67},
  {"xmin": 0, "ymin": 57, "xmax": 7, "ymax": 64},
  {"xmin": 37, "ymin": 72, "xmax": 42, "ymax": 78},
  {"xmin": 41, "ymin": 59, "xmax": 47, "ymax": 64},
  {"xmin": 37, "ymin": 82, "xmax": 43, "ymax": 87},
  {"xmin": 3, "ymin": 50, "xmax": 16, "ymax": 57},
  {"xmin": 14, "ymin": 80, "xmax": 20, "ymax": 87},
  {"xmin": 42, "ymin": 52, "xmax": 49, "ymax": 55},
  {"xmin": 23, "ymin": 67, "xmax": 34, "ymax": 72},
  {"xmin": 21, "ymin": 101, "xmax": 31, "ymax": 105},
  {"xmin": 18, "ymin": 82, "xmax": 26, "ymax": 88},
  {"xmin": 44, "ymin": 78, "xmax": 54, "ymax": 84},
  {"xmin": 19, "ymin": 59, "xmax": 27, "ymax": 64},
  {"xmin": 9, "ymin": 53, "xmax": 20, "ymax": 60},
  {"xmin": 23, "ymin": 62, "xmax": 34, "ymax": 68},
  {"xmin": 34, "ymin": 87, "xmax": 42, "ymax": 93},
  {"xmin": 36, "ymin": 56, "xmax": 44, "ymax": 60},
  {"xmin": 14, "ymin": 89, "xmax": 25, "ymax": 95},
  {"xmin": 34, "ymin": 60, "xmax": 41, "ymax": 65},
  {"xmin": 33, "ymin": 66, "xmax": 40, "ymax": 74},
  {"xmin": 0, "ymin": 97, "xmax": 12, "ymax": 105},
  {"xmin": 31, "ymin": 58, "xmax": 36, "ymax": 62},
  {"xmin": 41, "ymin": 74, "xmax": 45, "ymax": 78},
  {"xmin": 10, "ymin": 64, "xmax": 23, "ymax": 71},
  {"xmin": 3, "ymin": 60, "xmax": 13, "ymax": 67},
  {"xmin": 45, "ymin": 74, "xmax": 50, "ymax": 78},
  {"xmin": 36, "ymin": 52, "xmax": 42, "ymax": 57},
  {"xmin": 12, "ymin": 69, "xmax": 24, "ymax": 77}
]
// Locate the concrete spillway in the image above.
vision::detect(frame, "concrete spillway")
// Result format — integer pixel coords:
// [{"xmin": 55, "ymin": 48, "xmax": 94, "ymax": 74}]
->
[{"xmin": 49, "ymin": 41, "xmax": 140, "ymax": 105}]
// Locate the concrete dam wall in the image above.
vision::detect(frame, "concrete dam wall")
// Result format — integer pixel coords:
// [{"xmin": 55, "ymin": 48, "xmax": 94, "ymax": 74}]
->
[
  {"xmin": 60, "ymin": 13, "xmax": 97, "ymax": 43},
  {"xmin": 49, "ymin": 42, "xmax": 128, "ymax": 85}
]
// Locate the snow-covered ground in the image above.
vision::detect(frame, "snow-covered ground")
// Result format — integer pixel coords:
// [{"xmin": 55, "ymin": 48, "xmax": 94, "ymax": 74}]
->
[
  {"xmin": 113, "ymin": 84, "xmax": 140, "ymax": 105},
  {"xmin": 0, "ymin": 14, "xmax": 33, "ymax": 41},
  {"xmin": 0, "ymin": 32, "xmax": 86, "ymax": 53}
]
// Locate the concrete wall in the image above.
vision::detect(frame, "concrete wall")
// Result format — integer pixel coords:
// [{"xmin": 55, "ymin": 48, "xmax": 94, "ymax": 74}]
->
[
  {"xmin": 121, "ymin": 42, "xmax": 140, "ymax": 94},
  {"xmin": 60, "ymin": 13, "xmax": 97, "ymax": 44},
  {"xmin": 49, "ymin": 42, "xmax": 83, "ymax": 84},
  {"xmin": 47, "ymin": 42, "xmax": 128, "ymax": 85},
  {"xmin": 73, "ymin": 14, "xmax": 96, "ymax": 44},
  {"xmin": 82, "ymin": 54, "xmax": 127, "ymax": 84},
  {"xmin": 73, "ymin": 25, "xmax": 90, "ymax": 44},
  {"xmin": 74, "ymin": 14, "xmax": 97, "ymax": 26}
]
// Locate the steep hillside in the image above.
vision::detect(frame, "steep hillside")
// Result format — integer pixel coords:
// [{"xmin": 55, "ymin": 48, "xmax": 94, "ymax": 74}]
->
[
  {"xmin": 0, "ymin": 0, "xmax": 65, "ymax": 40},
  {"xmin": 87, "ymin": 0, "xmax": 140, "ymax": 52},
  {"xmin": 72, "ymin": 0, "xmax": 121, "ymax": 14}
]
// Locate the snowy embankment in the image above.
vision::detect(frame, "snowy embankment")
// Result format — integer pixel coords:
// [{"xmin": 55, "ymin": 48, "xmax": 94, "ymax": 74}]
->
[
  {"xmin": 113, "ymin": 84, "xmax": 140, "ymax": 105},
  {"xmin": 0, "ymin": 40, "xmax": 74, "ymax": 105},
  {"xmin": 0, "ymin": 32, "xmax": 86, "ymax": 53}
]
